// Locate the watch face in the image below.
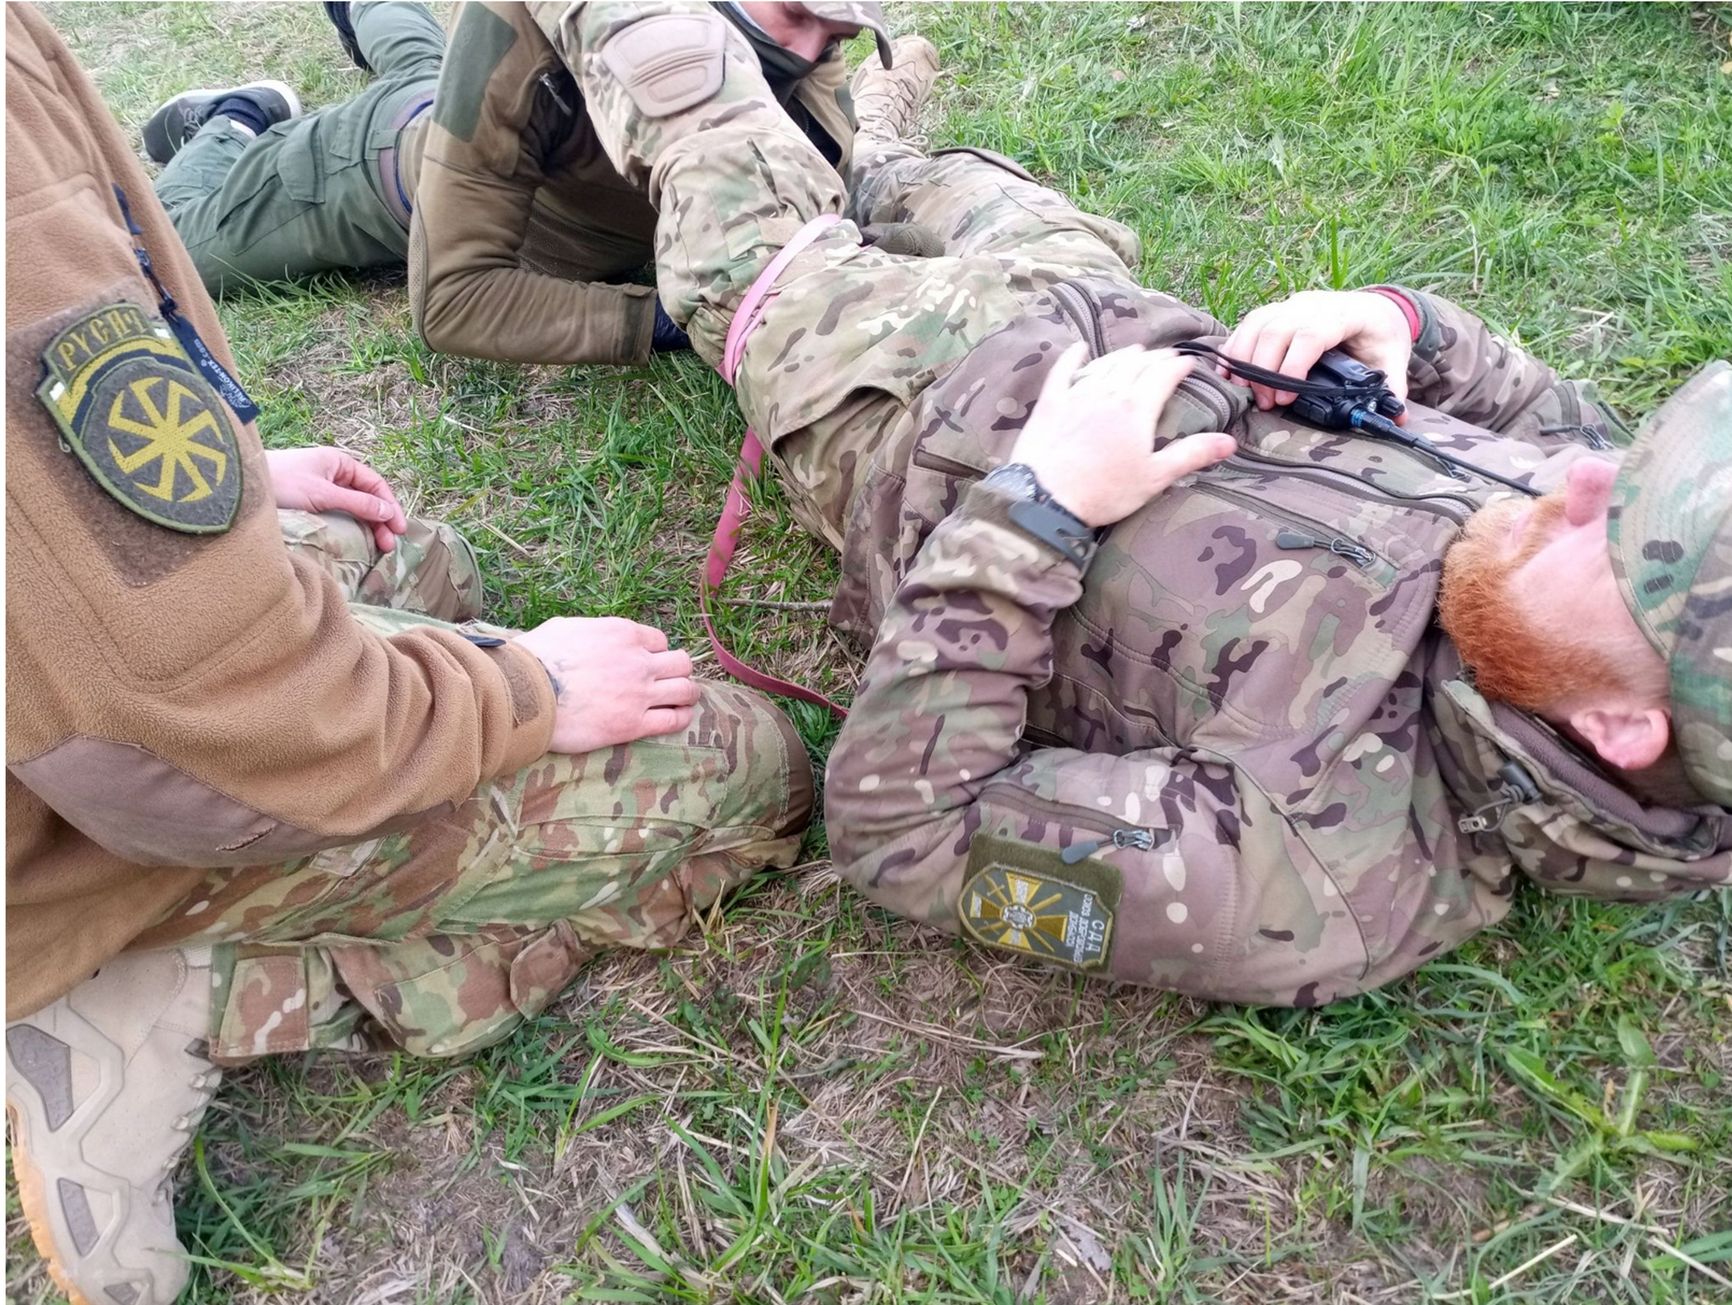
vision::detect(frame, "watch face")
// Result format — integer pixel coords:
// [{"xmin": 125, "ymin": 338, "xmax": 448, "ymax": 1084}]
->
[{"xmin": 986, "ymin": 462, "xmax": 1041, "ymax": 499}]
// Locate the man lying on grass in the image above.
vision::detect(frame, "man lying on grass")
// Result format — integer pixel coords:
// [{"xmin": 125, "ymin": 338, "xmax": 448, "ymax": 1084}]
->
[
  {"xmin": 141, "ymin": 0, "xmax": 889, "ymax": 366},
  {"xmin": 538, "ymin": 1, "xmax": 1731, "ymax": 1004}
]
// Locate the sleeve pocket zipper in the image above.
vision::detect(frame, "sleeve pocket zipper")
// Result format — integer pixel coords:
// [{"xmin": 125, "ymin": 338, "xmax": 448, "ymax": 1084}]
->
[{"xmin": 979, "ymin": 783, "xmax": 1165, "ymax": 866}]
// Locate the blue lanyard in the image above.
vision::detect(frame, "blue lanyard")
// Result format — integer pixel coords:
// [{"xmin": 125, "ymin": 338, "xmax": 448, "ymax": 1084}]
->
[{"xmin": 112, "ymin": 184, "xmax": 259, "ymax": 424}]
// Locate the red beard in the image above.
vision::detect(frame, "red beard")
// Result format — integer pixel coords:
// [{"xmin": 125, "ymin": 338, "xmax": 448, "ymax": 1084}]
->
[{"xmin": 1438, "ymin": 494, "xmax": 1623, "ymax": 712}]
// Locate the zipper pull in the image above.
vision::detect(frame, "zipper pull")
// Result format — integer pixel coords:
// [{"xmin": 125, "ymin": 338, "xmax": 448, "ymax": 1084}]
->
[
  {"xmin": 1456, "ymin": 794, "xmax": 1511, "ymax": 835},
  {"xmin": 539, "ymin": 70, "xmax": 573, "ymax": 117},
  {"xmin": 1277, "ymin": 529, "xmax": 1373, "ymax": 568},
  {"xmin": 1425, "ymin": 448, "xmax": 1472, "ymax": 481},
  {"xmin": 1457, "ymin": 762, "xmax": 1541, "ymax": 834},
  {"xmin": 1539, "ymin": 422, "xmax": 1612, "ymax": 450},
  {"xmin": 1329, "ymin": 537, "xmax": 1374, "ymax": 567},
  {"xmin": 1062, "ymin": 828, "xmax": 1156, "ymax": 864}
]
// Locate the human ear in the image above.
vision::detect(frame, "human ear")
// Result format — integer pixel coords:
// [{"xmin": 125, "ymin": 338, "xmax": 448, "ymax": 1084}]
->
[{"xmin": 1567, "ymin": 705, "xmax": 1671, "ymax": 771}]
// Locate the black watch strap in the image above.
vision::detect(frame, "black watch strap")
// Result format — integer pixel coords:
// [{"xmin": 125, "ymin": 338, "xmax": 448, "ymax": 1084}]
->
[
  {"xmin": 1008, "ymin": 495, "xmax": 1100, "ymax": 572},
  {"xmin": 982, "ymin": 463, "xmax": 1100, "ymax": 572}
]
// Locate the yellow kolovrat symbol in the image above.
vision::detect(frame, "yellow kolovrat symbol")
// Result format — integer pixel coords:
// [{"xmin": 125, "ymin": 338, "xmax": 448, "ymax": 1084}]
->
[{"xmin": 106, "ymin": 374, "xmax": 229, "ymax": 503}]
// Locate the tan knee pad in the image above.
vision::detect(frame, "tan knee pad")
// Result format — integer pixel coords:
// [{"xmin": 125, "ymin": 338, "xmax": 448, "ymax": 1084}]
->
[{"xmin": 600, "ymin": 10, "xmax": 728, "ymax": 117}]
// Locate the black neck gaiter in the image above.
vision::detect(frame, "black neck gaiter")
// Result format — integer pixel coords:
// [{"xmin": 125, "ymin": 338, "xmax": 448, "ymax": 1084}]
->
[
  {"xmin": 719, "ymin": 3, "xmax": 820, "ymax": 104},
  {"xmin": 718, "ymin": 4, "xmax": 843, "ymax": 164}
]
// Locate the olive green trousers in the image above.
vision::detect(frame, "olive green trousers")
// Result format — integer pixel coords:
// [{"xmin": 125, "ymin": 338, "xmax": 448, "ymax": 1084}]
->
[{"xmin": 154, "ymin": 1, "xmax": 442, "ymax": 291}]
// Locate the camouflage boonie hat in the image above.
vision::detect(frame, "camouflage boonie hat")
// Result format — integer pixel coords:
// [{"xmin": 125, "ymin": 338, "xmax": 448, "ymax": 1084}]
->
[
  {"xmin": 804, "ymin": 1, "xmax": 894, "ymax": 66},
  {"xmin": 1607, "ymin": 360, "xmax": 1732, "ymax": 807}
]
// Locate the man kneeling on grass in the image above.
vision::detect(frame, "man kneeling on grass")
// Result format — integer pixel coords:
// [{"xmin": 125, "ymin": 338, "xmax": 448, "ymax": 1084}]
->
[
  {"xmin": 532, "ymin": 1, "xmax": 1730, "ymax": 1004},
  {"xmin": 140, "ymin": 0, "xmax": 889, "ymax": 365}
]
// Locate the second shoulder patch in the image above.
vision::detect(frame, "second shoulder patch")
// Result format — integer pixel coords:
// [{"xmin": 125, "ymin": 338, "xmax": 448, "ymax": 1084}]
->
[{"xmin": 960, "ymin": 833, "xmax": 1120, "ymax": 971}]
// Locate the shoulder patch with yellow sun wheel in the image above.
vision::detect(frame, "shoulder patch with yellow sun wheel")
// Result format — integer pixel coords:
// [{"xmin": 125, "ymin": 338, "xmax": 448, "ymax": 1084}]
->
[
  {"xmin": 36, "ymin": 301, "xmax": 242, "ymax": 533},
  {"xmin": 960, "ymin": 834, "xmax": 1120, "ymax": 971}
]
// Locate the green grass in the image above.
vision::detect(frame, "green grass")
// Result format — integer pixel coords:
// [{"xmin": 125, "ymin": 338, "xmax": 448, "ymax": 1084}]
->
[{"xmin": 11, "ymin": 3, "xmax": 1732, "ymax": 1302}]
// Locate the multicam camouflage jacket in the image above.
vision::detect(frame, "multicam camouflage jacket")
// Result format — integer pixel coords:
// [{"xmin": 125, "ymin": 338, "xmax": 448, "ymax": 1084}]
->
[{"xmin": 824, "ymin": 283, "xmax": 1732, "ymax": 1005}]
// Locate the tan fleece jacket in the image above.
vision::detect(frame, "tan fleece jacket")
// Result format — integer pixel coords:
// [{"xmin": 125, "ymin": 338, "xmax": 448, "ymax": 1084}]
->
[{"xmin": 5, "ymin": 3, "xmax": 555, "ymax": 1018}]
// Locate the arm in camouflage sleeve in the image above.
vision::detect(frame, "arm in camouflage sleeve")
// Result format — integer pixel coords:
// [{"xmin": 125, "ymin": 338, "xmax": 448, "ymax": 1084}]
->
[
  {"xmin": 825, "ymin": 483, "xmax": 1374, "ymax": 1006},
  {"xmin": 525, "ymin": 0, "xmax": 851, "ymax": 364},
  {"xmin": 1390, "ymin": 285, "xmax": 1627, "ymax": 445},
  {"xmin": 408, "ymin": 1, "xmax": 655, "ymax": 365}
]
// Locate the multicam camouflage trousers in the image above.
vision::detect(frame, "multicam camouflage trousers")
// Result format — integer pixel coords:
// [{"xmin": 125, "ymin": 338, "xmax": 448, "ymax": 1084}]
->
[{"xmin": 131, "ymin": 509, "xmax": 814, "ymax": 1064}]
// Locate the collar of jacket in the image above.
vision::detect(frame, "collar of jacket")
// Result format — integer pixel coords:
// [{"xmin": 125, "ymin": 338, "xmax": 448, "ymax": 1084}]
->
[{"xmin": 1426, "ymin": 641, "xmax": 1730, "ymax": 866}]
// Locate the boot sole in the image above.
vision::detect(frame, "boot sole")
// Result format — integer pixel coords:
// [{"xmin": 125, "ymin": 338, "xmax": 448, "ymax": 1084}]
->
[
  {"xmin": 7, "ymin": 997, "xmax": 177, "ymax": 1305},
  {"xmin": 10, "ymin": 1105, "xmax": 100, "ymax": 1305}
]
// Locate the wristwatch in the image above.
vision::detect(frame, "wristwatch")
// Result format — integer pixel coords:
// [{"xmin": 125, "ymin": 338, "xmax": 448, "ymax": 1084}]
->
[{"xmin": 980, "ymin": 462, "xmax": 1101, "ymax": 573}]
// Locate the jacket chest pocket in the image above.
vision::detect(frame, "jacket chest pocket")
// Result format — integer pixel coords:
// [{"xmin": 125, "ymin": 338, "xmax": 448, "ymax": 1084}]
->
[{"xmin": 1069, "ymin": 466, "xmax": 1443, "ymax": 766}]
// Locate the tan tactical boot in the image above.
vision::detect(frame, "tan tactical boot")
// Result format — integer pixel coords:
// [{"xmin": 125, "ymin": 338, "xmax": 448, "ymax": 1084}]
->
[
  {"xmin": 6, "ymin": 949, "xmax": 220, "ymax": 1305},
  {"xmin": 850, "ymin": 34, "xmax": 941, "ymax": 143}
]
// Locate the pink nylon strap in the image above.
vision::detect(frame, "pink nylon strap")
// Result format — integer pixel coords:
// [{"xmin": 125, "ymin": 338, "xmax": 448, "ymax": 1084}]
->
[
  {"xmin": 701, "ymin": 214, "xmax": 848, "ymax": 716},
  {"xmin": 720, "ymin": 214, "xmax": 842, "ymax": 385}
]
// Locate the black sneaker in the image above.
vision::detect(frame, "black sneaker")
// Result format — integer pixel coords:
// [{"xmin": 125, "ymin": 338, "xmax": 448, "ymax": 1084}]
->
[
  {"xmin": 142, "ymin": 80, "xmax": 301, "ymax": 164},
  {"xmin": 323, "ymin": 2, "xmax": 372, "ymax": 72}
]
